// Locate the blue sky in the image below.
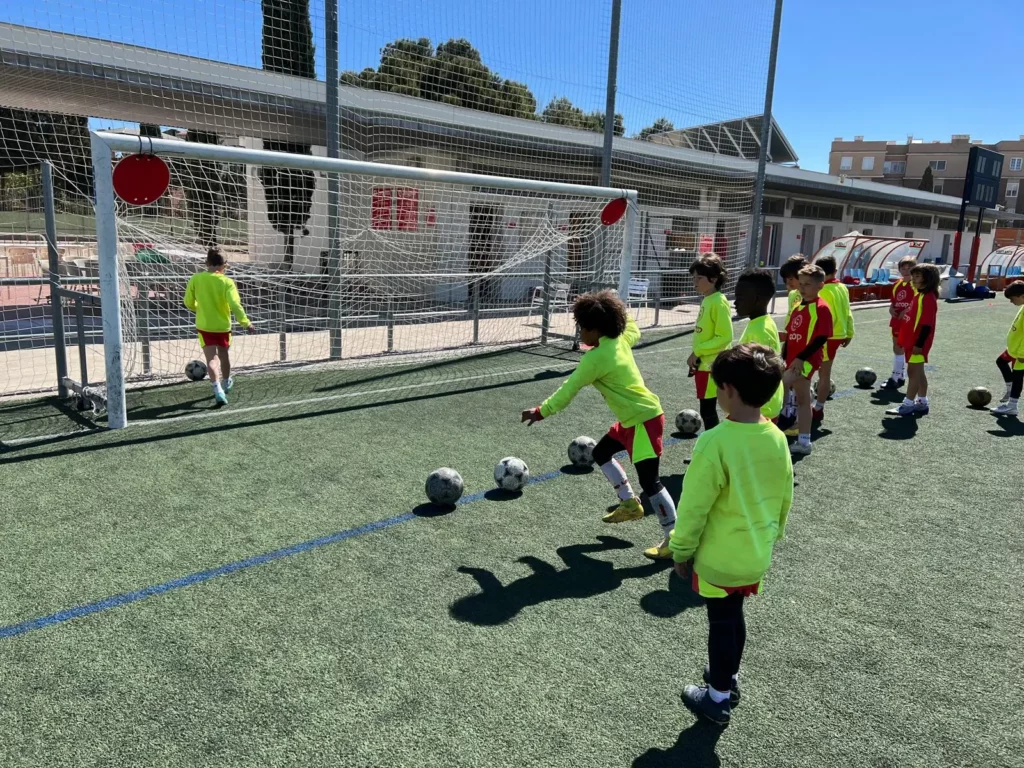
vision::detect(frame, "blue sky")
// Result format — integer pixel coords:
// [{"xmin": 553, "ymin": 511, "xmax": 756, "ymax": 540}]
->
[{"xmin": 8, "ymin": 0, "xmax": 1024, "ymax": 171}]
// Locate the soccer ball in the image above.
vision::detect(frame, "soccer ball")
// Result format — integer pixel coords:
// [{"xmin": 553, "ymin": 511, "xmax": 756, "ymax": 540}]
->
[
  {"xmin": 185, "ymin": 360, "xmax": 208, "ymax": 381},
  {"xmin": 568, "ymin": 436, "xmax": 597, "ymax": 467},
  {"xmin": 967, "ymin": 386, "xmax": 992, "ymax": 408},
  {"xmin": 675, "ymin": 409, "xmax": 702, "ymax": 435},
  {"xmin": 855, "ymin": 368, "xmax": 877, "ymax": 388},
  {"xmin": 814, "ymin": 378, "xmax": 837, "ymax": 397},
  {"xmin": 494, "ymin": 457, "xmax": 529, "ymax": 492},
  {"xmin": 425, "ymin": 468, "xmax": 464, "ymax": 505}
]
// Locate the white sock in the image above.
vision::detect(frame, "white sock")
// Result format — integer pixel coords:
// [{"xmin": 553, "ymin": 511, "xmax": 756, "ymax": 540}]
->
[
  {"xmin": 1009, "ymin": 398, "xmax": 1019, "ymax": 407},
  {"xmin": 902, "ymin": 397, "xmax": 914, "ymax": 407},
  {"xmin": 812, "ymin": 399, "xmax": 824, "ymax": 411},
  {"xmin": 1004, "ymin": 382, "xmax": 1013, "ymax": 396},
  {"xmin": 648, "ymin": 487, "xmax": 677, "ymax": 536},
  {"xmin": 212, "ymin": 380, "xmax": 223, "ymax": 392},
  {"xmin": 916, "ymin": 396, "xmax": 929, "ymax": 406},
  {"xmin": 225, "ymin": 376, "xmax": 233, "ymax": 386},
  {"xmin": 893, "ymin": 354, "xmax": 905, "ymax": 378},
  {"xmin": 798, "ymin": 433, "xmax": 811, "ymax": 446},
  {"xmin": 600, "ymin": 460, "xmax": 635, "ymax": 502},
  {"xmin": 707, "ymin": 686, "xmax": 730, "ymax": 703}
]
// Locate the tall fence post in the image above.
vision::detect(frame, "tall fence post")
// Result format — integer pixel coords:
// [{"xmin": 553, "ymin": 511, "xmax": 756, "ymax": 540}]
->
[
  {"xmin": 326, "ymin": 0, "xmax": 343, "ymax": 360},
  {"xmin": 42, "ymin": 161, "xmax": 69, "ymax": 399},
  {"xmin": 89, "ymin": 133, "xmax": 127, "ymax": 429},
  {"xmin": 617, "ymin": 194, "xmax": 638, "ymax": 300},
  {"xmin": 540, "ymin": 248, "xmax": 554, "ymax": 345},
  {"xmin": 747, "ymin": 0, "xmax": 784, "ymax": 268}
]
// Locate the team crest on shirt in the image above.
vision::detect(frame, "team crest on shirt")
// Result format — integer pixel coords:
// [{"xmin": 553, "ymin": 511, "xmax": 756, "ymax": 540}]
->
[{"xmin": 790, "ymin": 314, "xmax": 804, "ymax": 330}]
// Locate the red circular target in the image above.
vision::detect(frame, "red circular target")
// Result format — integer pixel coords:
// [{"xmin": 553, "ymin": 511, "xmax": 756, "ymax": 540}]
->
[
  {"xmin": 600, "ymin": 197, "xmax": 628, "ymax": 226},
  {"xmin": 112, "ymin": 154, "xmax": 171, "ymax": 206}
]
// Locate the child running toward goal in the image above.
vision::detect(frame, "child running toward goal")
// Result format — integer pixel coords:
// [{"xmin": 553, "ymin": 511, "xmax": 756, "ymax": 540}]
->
[
  {"xmin": 814, "ymin": 254, "xmax": 855, "ymax": 422},
  {"xmin": 669, "ymin": 343, "xmax": 793, "ymax": 726},
  {"xmin": 184, "ymin": 247, "xmax": 254, "ymax": 405},
  {"xmin": 782, "ymin": 265, "xmax": 833, "ymax": 455},
  {"xmin": 990, "ymin": 280, "xmax": 1024, "ymax": 417},
  {"xmin": 687, "ymin": 254, "xmax": 734, "ymax": 431},
  {"xmin": 887, "ymin": 264, "xmax": 940, "ymax": 418},
  {"xmin": 776, "ymin": 254, "xmax": 808, "ymax": 428},
  {"xmin": 882, "ymin": 256, "xmax": 917, "ymax": 389},
  {"xmin": 734, "ymin": 269, "xmax": 784, "ymax": 422},
  {"xmin": 522, "ymin": 290, "xmax": 678, "ymax": 560}
]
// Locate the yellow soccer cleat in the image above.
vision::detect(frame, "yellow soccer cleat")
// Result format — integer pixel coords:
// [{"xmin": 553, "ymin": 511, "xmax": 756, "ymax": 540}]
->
[
  {"xmin": 643, "ymin": 545, "xmax": 672, "ymax": 560},
  {"xmin": 783, "ymin": 426, "xmax": 799, "ymax": 437},
  {"xmin": 602, "ymin": 496, "xmax": 644, "ymax": 523}
]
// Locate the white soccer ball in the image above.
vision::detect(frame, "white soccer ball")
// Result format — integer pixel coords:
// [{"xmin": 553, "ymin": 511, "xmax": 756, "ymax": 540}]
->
[
  {"xmin": 568, "ymin": 436, "xmax": 597, "ymax": 467},
  {"xmin": 494, "ymin": 456, "xmax": 530, "ymax": 492},
  {"xmin": 425, "ymin": 467, "xmax": 464, "ymax": 505},
  {"xmin": 185, "ymin": 359, "xmax": 208, "ymax": 381},
  {"xmin": 675, "ymin": 409, "xmax": 702, "ymax": 435}
]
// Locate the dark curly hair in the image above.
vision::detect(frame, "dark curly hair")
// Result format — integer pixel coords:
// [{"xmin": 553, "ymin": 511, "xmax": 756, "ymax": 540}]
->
[
  {"xmin": 206, "ymin": 247, "xmax": 226, "ymax": 268},
  {"xmin": 573, "ymin": 290, "xmax": 628, "ymax": 338},
  {"xmin": 689, "ymin": 253, "xmax": 727, "ymax": 290}
]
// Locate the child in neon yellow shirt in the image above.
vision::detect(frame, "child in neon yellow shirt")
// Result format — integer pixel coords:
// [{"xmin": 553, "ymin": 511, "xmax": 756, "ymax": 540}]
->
[
  {"xmin": 991, "ymin": 280, "xmax": 1024, "ymax": 416},
  {"xmin": 687, "ymin": 253, "xmax": 733, "ymax": 430},
  {"xmin": 670, "ymin": 343, "xmax": 793, "ymax": 725},
  {"xmin": 813, "ymin": 254, "xmax": 855, "ymax": 422},
  {"xmin": 734, "ymin": 269, "xmax": 783, "ymax": 421}
]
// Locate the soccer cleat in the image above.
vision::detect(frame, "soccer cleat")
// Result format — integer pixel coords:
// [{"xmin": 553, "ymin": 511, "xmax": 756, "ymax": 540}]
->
[
  {"xmin": 224, "ymin": 377, "xmax": 234, "ymax": 392},
  {"xmin": 913, "ymin": 401, "xmax": 930, "ymax": 416},
  {"xmin": 214, "ymin": 388, "xmax": 228, "ymax": 405},
  {"xmin": 602, "ymin": 496, "xmax": 644, "ymax": 524},
  {"xmin": 783, "ymin": 426, "xmax": 799, "ymax": 438},
  {"xmin": 885, "ymin": 403, "xmax": 915, "ymax": 417},
  {"xmin": 790, "ymin": 441, "xmax": 812, "ymax": 456},
  {"xmin": 811, "ymin": 407, "xmax": 824, "ymax": 423},
  {"xmin": 681, "ymin": 684, "xmax": 730, "ymax": 726},
  {"xmin": 990, "ymin": 402, "xmax": 1019, "ymax": 416},
  {"xmin": 643, "ymin": 545, "xmax": 672, "ymax": 560},
  {"xmin": 880, "ymin": 377, "xmax": 905, "ymax": 390},
  {"xmin": 703, "ymin": 665, "xmax": 741, "ymax": 708}
]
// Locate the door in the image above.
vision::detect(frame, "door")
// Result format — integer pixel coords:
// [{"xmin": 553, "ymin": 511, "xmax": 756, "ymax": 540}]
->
[
  {"xmin": 819, "ymin": 226, "xmax": 834, "ymax": 249},
  {"xmin": 760, "ymin": 223, "xmax": 779, "ymax": 268},
  {"xmin": 801, "ymin": 224, "xmax": 816, "ymax": 258},
  {"xmin": 940, "ymin": 233, "xmax": 951, "ymax": 264},
  {"xmin": 469, "ymin": 205, "xmax": 499, "ymax": 304}
]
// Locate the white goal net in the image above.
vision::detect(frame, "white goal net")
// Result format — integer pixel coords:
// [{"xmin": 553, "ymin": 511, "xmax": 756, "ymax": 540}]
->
[{"xmin": 89, "ymin": 131, "xmax": 636, "ymax": 426}]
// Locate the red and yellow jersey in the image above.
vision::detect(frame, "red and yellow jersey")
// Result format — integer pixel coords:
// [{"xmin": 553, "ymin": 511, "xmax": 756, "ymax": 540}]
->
[
  {"xmin": 898, "ymin": 291, "xmax": 938, "ymax": 352},
  {"xmin": 785, "ymin": 298, "xmax": 833, "ymax": 367},
  {"xmin": 890, "ymin": 278, "xmax": 916, "ymax": 328},
  {"xmin": 692, "ymin": 291, "xmax": 733, "ymax": 372}
]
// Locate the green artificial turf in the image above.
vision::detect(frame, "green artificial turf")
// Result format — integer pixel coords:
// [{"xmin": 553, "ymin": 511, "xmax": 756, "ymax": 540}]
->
[{"xmin": 0, "ymin": 300, "xmax": 1021, "ymax": 767}]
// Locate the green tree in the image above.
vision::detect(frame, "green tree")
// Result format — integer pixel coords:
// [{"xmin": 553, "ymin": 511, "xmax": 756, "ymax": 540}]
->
[
  {"xmin": 541, "ymin": 97, "xmax": 623, "ymax": 136},
  {"xmin": 260, "ymin": 0, "xmax": 317, "ymax": 269},
  {"xmin": 0, "ymin": 109, "xmax": 91, "ymax": 204},
  {"xmin": 638, "ymin": 118, "xmax": 675, "ymax": 141},
  {"xmin": 342, "ymin": 38, "xmax": 538, "ymax": 120},
  {"xmin": 919, "ymin": 165, "xmax": 934, "ymax": 192}
]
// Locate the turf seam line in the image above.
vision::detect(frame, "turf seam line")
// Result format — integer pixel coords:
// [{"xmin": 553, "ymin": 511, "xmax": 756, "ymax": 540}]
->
[{"xmin": 0, "ymin": 441, "xmax": 682, "ymax": 640}]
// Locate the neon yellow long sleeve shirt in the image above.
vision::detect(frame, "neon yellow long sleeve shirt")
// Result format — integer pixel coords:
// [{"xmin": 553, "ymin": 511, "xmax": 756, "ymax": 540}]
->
[
  {"xmin": 184, "ymin": 271, "xmax": 251, "ymax": 333},
  {"xmin": 1007, "ymin": 305, "xmax": 1024, "ymax": 367},
  {"xmin": 669, "ymin": 419, "xmax": 793, "ymax": 587},
  {"xmin": 820, "ymin": 280, "xmax": 855, "ymax": 340},
  {"xmin": 540, "ymin": 318, "xmax": 662, "ymax": 428},
  {"xmin": 739, "ymin": 314, "xmax": 784, "ymax": 420},
  {"xmin": 692, "ymin": 291, "xmax": 733, "ymax": 371}
]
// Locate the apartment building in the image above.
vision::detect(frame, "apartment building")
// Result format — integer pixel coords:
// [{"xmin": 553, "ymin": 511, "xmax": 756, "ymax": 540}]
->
[{"xmin": 829, "ymin": 134, "xmax": 1024, "ymax": 212}]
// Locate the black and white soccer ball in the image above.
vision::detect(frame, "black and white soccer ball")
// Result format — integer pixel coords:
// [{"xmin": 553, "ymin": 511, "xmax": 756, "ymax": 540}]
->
[
  {"xmin": 568, "ymin": 436, "xmax": 597, "ymax": 467},
  {"xmin": 814, "ymin": 378, "xmax": 838, "ymax": 397},
  {"xmin": 425, "ymin": 467, "xmax": 464, "ymax": 505},
  {"xmin": 494, "ymin": 457, "xmax": 529, "ymax": 492},
  {"xmin": 675, "ymin": 409, "xmax": 702, "ymax": 435},
  {"xmin": 185, "ymin": 359, "xmax": 208, "ymax": 381}
]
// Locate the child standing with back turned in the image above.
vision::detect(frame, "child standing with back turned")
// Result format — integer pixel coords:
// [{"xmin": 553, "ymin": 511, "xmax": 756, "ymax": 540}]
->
[
  {"xmin": 814, "ymin": 254, "xmax": 854, "ymax": 423},
  {"xmin": 670, "ymin": 343, "xmax": 793, "ymax": 725},
  {"xmin": 522, "ymin": 290, "xmax": 678, "ymax": 559},
  {"xmin": 184, "ymin": 248, "xmax": 254, "ymax": 405}
]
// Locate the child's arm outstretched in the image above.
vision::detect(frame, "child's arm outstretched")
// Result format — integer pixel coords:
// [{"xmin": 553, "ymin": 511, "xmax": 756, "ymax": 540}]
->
[
  {"xmin": 621, "ymin": 316, "xmax": 641, "ymax": 348},
  {"xmin": 668, "ymin": 448, "xmax": 724, "ymax": 574},
  {"xmin": 521, "ymin": 356, "xmax": 600, "ymax": 425},
  {"xmin": 227, "ymin": 280, "xmax": 255, "ymax": 332}
]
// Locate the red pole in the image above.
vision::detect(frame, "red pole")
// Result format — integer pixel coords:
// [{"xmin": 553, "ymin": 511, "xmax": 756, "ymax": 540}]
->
[
  {"xmin": 966, "ymin": 208, "xmax": 986, "ymax": 283},
  {"xmin": 952, "ymin": 229, "xmax": 962, "ymax": 273}
]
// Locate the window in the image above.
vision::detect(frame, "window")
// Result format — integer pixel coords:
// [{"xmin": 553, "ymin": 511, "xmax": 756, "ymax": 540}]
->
[
  {"xmin": 761, "ymin": 197, "xmax": 786, "ymax": 215},
  {"xmin": 861, "ymin": 156, "xmax": 875, "ymax": 171},
  {"xmin": 853, "ymin": 208, "xmax": 895, "ymax": 226},
  {"xmin": 900, "ymin": 213, "xmax": 932, "ymax": 229},
  {"xmin": 883, "ymin": 160, "xmax": 906, "ymax": 174},
  {"xmin": 791, "ymin": 201, "xmax": 844, "ymax": 221},
  {"xmin": 933, "ymin": 180, "xmax": 944, "ymax": 194},
  {"xmin": 929, "ymin": 160, "xmax": 947, "ymax": 172},
  {"xmin": 1008, "ymin": 182, "xmax": 1019, "ymax": 199},
  {"xmin": 904, "ymin": 232, "xmax": 914, "ymax": 238},
  {"xmin": 839, "ymin": 156, "xmax": 853, "ymax": 171},
  {"xmin": 937, "ymin": 217, "xmax": 960, "ymax": 230},
  {"xmin": 862, "ymin": 229, "xmax": 873, "ymax": 236},
  {"xmin": 1011, "ymin": 158, "xmax": 1023, "ymax": 172}
]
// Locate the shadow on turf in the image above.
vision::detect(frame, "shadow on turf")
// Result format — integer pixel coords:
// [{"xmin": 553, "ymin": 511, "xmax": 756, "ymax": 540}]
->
[
  {"xmin": 870, "ymin": 388, "xmax": 906, "ymax": 406},
  {"xmin": 639, "ymin": 569, "xmax": 703, "ymax": 618},
  {"xmin": 878, "ymin": 416, "xmax": 919, "ymax": 440},
  {"xmin": 633, "ymin": 721, "xmax": 725, "ymax": 767},
  {"xmin": 449, "ymin": 536, "xmax": 671, "ymax": 626},
  {"xmin": 988, "ymin": 414, "xmax": 1024, "ymax": 437}
]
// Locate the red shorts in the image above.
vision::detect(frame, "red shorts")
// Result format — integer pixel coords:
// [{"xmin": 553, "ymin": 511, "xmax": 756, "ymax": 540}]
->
[
  {"xmin": 1000, "ymin": 350, "xmax": 1016, "ymax": 363},
  {"xmin": 694, "ymin": 370, "xmax": 715, "ymax": 399},
  {"xmin": 198, "ymin": 330, "xmax": 232, "ymax": 348},
  {"xmin": 692, "ymin": 571, "xmax": 761, "ymax": 598},
  {"xmin": 825, "ymin": 338, "xmax": 844, "ymax": 361},
  {"xmin": 606, "ymin": 414, "xmax": 665, "ymax": 463},
  {"xmin": 902, "ymin": 345, "xmax": 929, "ymax": 364}
]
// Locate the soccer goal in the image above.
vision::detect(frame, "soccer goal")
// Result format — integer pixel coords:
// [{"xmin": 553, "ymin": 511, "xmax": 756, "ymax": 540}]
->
[{"xmin": 88, "ymin": 131, "xmax": 638, "ymax": 429}]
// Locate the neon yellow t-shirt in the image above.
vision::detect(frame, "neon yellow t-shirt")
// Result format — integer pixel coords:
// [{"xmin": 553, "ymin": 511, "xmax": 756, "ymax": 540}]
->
[
  {"xmin": 820, "ymin": 280, "xmax": 855, "ymax": 340},
  {"xmin": 692, "ymin": 291, "xmax": 733, "ymax": 372},
  {"xmin": 668, "ymin": 419, "xmax": 793, "ymax": 588},
  {"xmin": 540, "ymin": 318, "xmax": 662, "ymax": 428},
  {"xmin": 1007, "ymin": 305, "xmax": 1024, "ymax": 370},
  {"xmin": 739, "ymin": 314, "xmax": 784, "ymax": 419},
  {"xmin": 184, "ymin": 271, "xmax": 251, "ymax": 333}
]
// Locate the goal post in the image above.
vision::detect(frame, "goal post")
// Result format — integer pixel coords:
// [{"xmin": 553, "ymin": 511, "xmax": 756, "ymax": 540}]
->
[{"xmin": 89, "ymin": 130, "xmax": 638, "ymax": 430}]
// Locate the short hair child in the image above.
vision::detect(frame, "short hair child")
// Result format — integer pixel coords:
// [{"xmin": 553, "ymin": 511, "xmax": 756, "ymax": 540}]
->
[
  {"xmin": 813, "ymin": 254, "xmax": 855, "ymax": 420},
  {"xmin": 992, "ymin": 280, "xmax": 1024, "ymax": 415},
  {"xmin": 183, "ymin": 247, "xmax": 254, "ymax": 405},
  {"xmin": 688, "ymin": 253, "xmax": 733, "ymax": 430},
  {"xmin": 522, "ymin": 290, "xmax": 679, "ymax": 559},
  {"xmin": 670, "ymin": 342, "xmax": 793, "ymax": 725},
  {"xmin": 888, "ymin": 264, "xmax": 940, "ymax": 417},
  {"xmin": 734, "ymin": 269, "xmax": 784, "ymax": 421},
  {"xmin": 781, "ymin": 265, "xmax": 832, "ymax": 454},
  {"xmin": 884, "ymin": 256, "xmax": 918, "ymax": 388}
]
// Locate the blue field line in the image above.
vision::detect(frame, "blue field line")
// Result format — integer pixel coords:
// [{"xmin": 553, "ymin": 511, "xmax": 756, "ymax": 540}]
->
[{"xmin": 0, "ymin": 440, "xmax": 689, "ymax": 641}]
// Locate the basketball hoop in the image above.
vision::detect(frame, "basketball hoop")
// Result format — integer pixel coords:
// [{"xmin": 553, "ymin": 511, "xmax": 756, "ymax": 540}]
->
[
  {"xmin": 112, "ymin": 153, "xmax": 170, "ymax": 206},
  {"xmin": 600, "ymin": 197, "xmax": 628, "ymax": 226}
]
